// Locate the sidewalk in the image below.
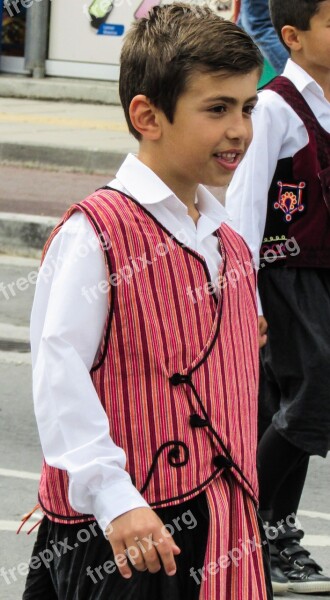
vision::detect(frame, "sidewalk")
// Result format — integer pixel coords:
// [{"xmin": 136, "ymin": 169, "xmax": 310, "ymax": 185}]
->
[
  {"xmin": 0, "ymin": 95, "xmax": 138, "ymax": 257},
  {"xmin": 0, "ymin": 96, "xmax": 138, "ymax": 172},
  {"xmin": 0, "ymin": 74, "xmax": 121, "ymax": 105}
]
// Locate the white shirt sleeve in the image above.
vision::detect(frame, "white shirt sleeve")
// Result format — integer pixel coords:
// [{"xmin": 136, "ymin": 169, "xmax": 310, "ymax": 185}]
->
[
  {"xmin": 31, "ymin": 211, "xmax": 148, "ymax": 534},
  {"xmin": 225, "ymin": 89, "xmax": 308, "ymax": 315}
]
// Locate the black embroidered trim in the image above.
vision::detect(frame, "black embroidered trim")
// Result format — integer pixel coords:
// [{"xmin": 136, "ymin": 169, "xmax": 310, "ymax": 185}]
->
[
  {"xmin": 169, "ymin": 373, "xmax": 191, "ymax": 386},
  {"xmin": 38, "ymin": 494, "xmax": 95, "ymax": 522},
  {"xmin": 212, "ymin": 455, "xmax": 233, "ymax": 469},
  {"xmin": 147, "ymin": 465, "xmax": 257, "ymax": 508},
  {"xmin": 189, "ymin": 229, "xmax": 226, "ymax": 376},
  {"xmin": 139, "ymin": 441, "xmax": 189, "ymax": 495},
  {"xmin": 163, "ymin": 231, "xmax": 254, "ymax": 496},
  {"xmin": 187, "ymin": 377, "xmax": 254, "ymax": 495},
  {"xmin": 189, "ymin": 414, "xmax": 209, "ymax": 428},
  {"xmin": 168, "ymin": 342, "xmax": 255, "ymax": 496}
]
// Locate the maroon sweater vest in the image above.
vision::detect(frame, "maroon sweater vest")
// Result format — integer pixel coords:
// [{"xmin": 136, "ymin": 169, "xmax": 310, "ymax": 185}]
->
[{"xmin": 261, "ymin": 76, "xmax": 330, "ymax": 268}]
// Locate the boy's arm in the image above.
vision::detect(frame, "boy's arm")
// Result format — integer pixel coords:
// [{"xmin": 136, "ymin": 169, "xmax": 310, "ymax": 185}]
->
[{"xmin": 31, "ymin": 212, "xmax": 149, "ymax": 529}]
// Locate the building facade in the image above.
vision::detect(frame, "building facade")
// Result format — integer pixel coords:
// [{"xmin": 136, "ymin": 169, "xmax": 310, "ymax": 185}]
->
[{"xmin": 0, "ymin": 0, "xmax": 233, "ymax": 80}]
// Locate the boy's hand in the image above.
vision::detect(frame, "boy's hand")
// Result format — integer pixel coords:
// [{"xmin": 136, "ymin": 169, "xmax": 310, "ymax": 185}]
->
[
  {"xmin": 106, "ymin": 507, "xmax": 181, "ymax": 579},
  {"xmin": 258, "ymin": 316, "xmax": 268, "ymax": 348}
]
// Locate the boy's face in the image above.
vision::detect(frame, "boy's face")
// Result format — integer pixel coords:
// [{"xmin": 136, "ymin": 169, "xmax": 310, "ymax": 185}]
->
[
  {"xmin": 296, "ymin": 0, "xmax": 330, "ymax": 74},
  {"xmin": 150, "ymin": 69, "xmax": 259, "ymax": 198}
]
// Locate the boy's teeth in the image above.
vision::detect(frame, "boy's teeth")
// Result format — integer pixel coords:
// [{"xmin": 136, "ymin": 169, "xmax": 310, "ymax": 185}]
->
[
  {"xmin": 217, "ymin": 152, "xmax": 236, "ymax": 159},
  {"xmin": 215, "ymin": 152, "xmax": 238, "ymax": 164}
]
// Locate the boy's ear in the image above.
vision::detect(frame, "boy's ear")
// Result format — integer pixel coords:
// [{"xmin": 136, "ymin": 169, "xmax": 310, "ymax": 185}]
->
[
  {"xmin": 281, "ymin": 25, "xmax": 302, "ymax": 52},
  {"xmin": 129, "ymin": 95, "xmax": 162, "ymax": 140}
]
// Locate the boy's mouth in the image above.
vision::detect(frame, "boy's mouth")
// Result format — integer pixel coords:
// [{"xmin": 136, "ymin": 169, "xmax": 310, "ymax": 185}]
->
[{"xmin": 213, "ymin": 151, "xmax": 242, "ymax": 171}]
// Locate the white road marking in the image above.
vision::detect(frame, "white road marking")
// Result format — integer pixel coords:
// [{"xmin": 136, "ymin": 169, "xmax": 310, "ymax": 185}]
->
[
  {"xmin": 0, "ymin": 520, "xmax": 21, "ymax": 532},
  {"xmin": 299, "ymin": 510, "xmax": 330, "ymax": 521},
  {"xmin": 0, "ymin": 468, "xmax": 39, "ymax": 481},
  {"xmin": 0, "ymin": 323, "xmax": 30, "ymax": 342},
  {"xmin": 0, "ymin": 351, "xmax": 31, "ymax": 365},
  {"xmin": 0, "ymin": 255, "xmax": 39, "ymax": 267},
  {"xmin": 304, "ymin": 535, "xmax": 330, "ymax": 547}
]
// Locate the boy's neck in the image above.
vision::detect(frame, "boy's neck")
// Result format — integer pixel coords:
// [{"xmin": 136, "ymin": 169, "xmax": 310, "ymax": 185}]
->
[
  {"xmin": 291, "ymin": 55, "xmax": 330, "ymax": 101},
  {"xmin": 137, "ymin": 152, "xmax": 201, "ymax": 224}
]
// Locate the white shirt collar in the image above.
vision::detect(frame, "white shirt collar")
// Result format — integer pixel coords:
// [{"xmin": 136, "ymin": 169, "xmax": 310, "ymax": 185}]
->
[
  {"xmin": 108, "ymin": 153, "xmax": 229, "ymax": 234},
  {"xmin": 282, "ymin": 58, "xmax": 326, "ymax": 99},
  {"xmin": 114, "ymin": 153, "xmax": 175, "ymax": 205}
]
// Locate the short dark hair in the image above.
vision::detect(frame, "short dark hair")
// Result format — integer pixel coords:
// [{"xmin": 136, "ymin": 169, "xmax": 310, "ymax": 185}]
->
[
  {"xmin": 119, "ymin": 2, "xmax": 263, "ymax": 140},
  {"xmin": 269, "ymin": 0, "xmax": 327, "ymax": 49}
]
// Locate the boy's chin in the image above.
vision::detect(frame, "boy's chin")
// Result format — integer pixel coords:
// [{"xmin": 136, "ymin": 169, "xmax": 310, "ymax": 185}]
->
[{"xmin": 204, "ymin": 174, "xmax": 235, "ymax": 189}]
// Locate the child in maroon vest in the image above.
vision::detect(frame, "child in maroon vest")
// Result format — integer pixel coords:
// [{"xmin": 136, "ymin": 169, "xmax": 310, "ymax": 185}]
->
[
  {"xmin": 227, "ymin": 0, "xmax": 330, "ymax": 595},
  {"xmin": 22, "ymin": 4, "xmax": 272, "ymax": 599}
]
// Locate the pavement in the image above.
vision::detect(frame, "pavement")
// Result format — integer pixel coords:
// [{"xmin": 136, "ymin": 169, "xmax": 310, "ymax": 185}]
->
[
  {"xmin": 0, "ymin": 94, "xmax": 137, "ymax": 174},
  {"xmin": 0, "ymin": 74, "xmax": 121, "ymax": 105}
]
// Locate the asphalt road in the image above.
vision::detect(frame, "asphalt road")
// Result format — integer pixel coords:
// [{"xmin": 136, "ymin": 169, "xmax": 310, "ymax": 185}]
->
[
  {"xmin": 0, "ymin": 164, "xmax": 226, "ymax": 220},
  {"xmin": 0, "ymin": 165, "xmax": 112, "ymax": 218}
]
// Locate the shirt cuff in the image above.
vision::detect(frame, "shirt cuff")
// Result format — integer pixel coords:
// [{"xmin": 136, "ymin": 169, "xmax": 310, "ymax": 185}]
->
[{"xmin": 91, "ymin": 481, "xmax": 150, "ymax": 535}]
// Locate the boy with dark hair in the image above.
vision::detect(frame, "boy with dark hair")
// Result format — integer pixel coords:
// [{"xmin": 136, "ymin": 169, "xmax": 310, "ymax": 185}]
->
[
  {"xmin": 22, "ymin": 4, "xmax": 271, "ymax": 599},
  {"xmin": 227, "ymin": 0, "xmax": 330, "ymax": 594}
]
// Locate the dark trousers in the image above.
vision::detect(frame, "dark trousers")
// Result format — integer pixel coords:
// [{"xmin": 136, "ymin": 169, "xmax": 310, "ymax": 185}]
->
[
  {"xmin": 258, "ymin": 267, "xmax": 330, "ymax": 457},
  {"xmin": 23, "ymin": 494, "xmax": 209, "ymax": 600},
  {"xmin": 257, "ymin": 268, "xmax": 328, "ymax": 538}
]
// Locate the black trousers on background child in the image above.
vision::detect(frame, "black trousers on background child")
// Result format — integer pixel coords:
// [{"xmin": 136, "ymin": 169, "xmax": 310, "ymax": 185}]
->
[{"xmin": 257, "ymin": 267, "xmax": 330, "ymax": 593}]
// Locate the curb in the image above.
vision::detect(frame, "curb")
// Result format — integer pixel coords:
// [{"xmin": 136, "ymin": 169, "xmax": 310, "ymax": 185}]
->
[
  {"xmin": 0, "ymin": 212, "xmax": 57, "ymax": 258},
  {"xmin": 0, "ymin": 143, "xmax": 127, "ymax": 173},
  {"xmin": 0, "ymin": 75, "xmax": 121, "ymax": 105},
  {"xmin": 0, "ymin": 323, "xmax": 31, "ymax": 354}
]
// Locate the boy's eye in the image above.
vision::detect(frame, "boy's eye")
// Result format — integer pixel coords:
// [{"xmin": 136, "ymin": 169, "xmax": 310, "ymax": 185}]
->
[
  {"xmin": 244, "ymin": 104, "xmax": 256, "ymax": 115},
  {"xmin": 209, "ymin": 105, "xmax": 226, "ymax": 114}
]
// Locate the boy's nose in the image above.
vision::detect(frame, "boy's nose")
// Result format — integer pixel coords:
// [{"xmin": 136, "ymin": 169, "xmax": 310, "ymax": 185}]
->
[{"xmin": 226, "ymin": 117, "xmax": 252, "ymax": 142}]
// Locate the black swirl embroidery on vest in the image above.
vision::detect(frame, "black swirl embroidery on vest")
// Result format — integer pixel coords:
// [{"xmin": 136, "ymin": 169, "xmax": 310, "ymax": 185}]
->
[
  {"xmin": 139, "ymin": 441, "xmax": 189, "ymax": 495},
  {"xmin": 169, "ymin": 368, "xmax": 255, "ymax": 496}
]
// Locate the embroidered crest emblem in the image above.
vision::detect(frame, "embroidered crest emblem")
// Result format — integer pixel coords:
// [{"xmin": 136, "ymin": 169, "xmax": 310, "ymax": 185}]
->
[{"xmin": 274, "ymin": 181, "xmax": 306, "ymax": 222}]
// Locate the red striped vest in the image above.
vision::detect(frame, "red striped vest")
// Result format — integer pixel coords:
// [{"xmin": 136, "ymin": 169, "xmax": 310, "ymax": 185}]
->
[{"xmin": 38, "ymin": 189, "xmax": 259, "ymax": 524}]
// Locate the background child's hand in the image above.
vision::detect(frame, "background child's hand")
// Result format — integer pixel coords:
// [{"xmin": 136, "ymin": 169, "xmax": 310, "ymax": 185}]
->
[
  {"xmin": 258, "ymin": 315, "xmax": 268, "ymax": 348},
  {"xmin": 106, "ymin": 507, "xmax": 181, "ymax": 579}
]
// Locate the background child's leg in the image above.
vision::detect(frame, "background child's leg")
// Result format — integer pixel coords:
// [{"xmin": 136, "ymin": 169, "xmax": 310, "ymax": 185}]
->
[{"xmin": 258, "ymin": 423, "xmax": 309, "ymax": 523}]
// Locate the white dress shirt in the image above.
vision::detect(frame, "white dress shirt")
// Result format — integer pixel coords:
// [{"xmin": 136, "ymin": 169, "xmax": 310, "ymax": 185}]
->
[
  {"xmin": 31, "ymin": 154, "xmax": 230, "ymax": 533},
  {"xmin": 226, "ymin": 59, "xmax": 330, "ymax": 312}
]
